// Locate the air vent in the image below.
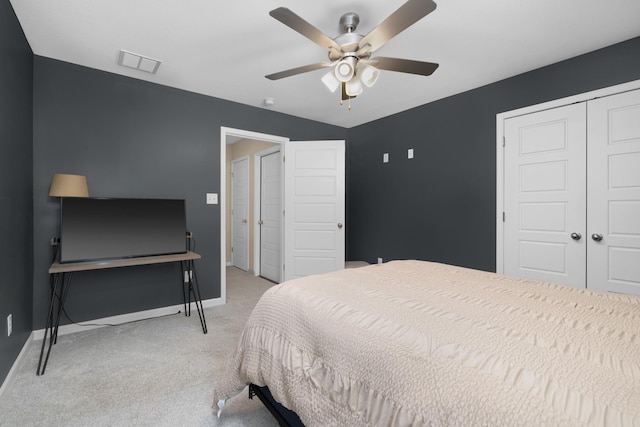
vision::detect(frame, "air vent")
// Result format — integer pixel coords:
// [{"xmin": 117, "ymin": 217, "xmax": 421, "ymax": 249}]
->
[{"xmin": 118, "ymin": 50, "xmax": 161, "ymax": 74}]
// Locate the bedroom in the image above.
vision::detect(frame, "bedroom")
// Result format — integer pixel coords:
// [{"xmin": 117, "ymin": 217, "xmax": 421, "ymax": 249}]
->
[{"xmin": 2, "ymin": 0, "xmax": 640, "ymax": 424}]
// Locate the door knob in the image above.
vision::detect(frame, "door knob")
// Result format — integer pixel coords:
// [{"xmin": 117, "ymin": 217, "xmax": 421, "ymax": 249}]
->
[
  {"xmin": 591, "ymin": 233, "xmax": 603, "ymax": 242},
  {"xmin": 337, "ymin": 223, "xmax": 343, "ymax": 229},
  {"xmin": 570, "ymin": 232, "xmax": 582, "ymax": 241},
  {"xmin": 242, "ymin": 219, "xmax": 247, "ymax": 224},
  {"xmin": 258, "ymin": 220, "xmax": 264, "ymax": 225}
]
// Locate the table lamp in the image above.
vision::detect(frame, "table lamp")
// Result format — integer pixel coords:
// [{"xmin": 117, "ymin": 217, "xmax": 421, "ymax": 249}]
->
[{"xmin": 49, "ymin": 174, "xmax": 89, "ymax": 197}]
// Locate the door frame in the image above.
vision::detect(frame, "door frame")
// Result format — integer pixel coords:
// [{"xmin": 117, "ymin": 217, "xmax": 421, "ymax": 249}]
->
[
  {"xmin": 253, "ymin": 145, "xmax": 282, "ymax": 280},
  {"xmin": 220, "ymin": 127, "xmax": 289, "ymax": 303},
  {"xmin": 495, "ymin": 79, "xmax": 640, "ymax": 273}
]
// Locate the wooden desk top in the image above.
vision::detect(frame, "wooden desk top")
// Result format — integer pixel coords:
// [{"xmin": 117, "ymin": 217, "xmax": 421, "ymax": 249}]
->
[{"xmin": 49, "ymin": 251, "xmax": 201, "ymax": 274}]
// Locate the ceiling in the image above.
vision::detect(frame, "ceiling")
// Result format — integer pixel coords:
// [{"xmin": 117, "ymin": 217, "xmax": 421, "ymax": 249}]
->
[{"xmin": 10, "ymin": 0, "xmax": 640, "ymax": 128}]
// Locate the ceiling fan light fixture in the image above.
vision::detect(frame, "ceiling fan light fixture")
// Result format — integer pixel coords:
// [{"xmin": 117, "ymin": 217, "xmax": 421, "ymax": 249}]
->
[
  {"xmin": 321, "ymin": 70, "xmax": 340, "ymax": 93},
  {"xmin": 346, "ymin": 75, "xmax": 363, "ymax": 97},
  {"xmin": 334, "ymin": 57, "xmax": 356, "ymax": 82},
  {"xmin": 358, "ymin": 64, "xmax": 379, "ymax": 88}
]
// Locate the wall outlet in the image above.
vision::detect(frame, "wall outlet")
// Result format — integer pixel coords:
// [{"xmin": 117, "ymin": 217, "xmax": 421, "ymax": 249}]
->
[
  {"xmin": 383, "ymin": 153, "xmax": 389, "ymax": 163},
  {"xmin": 7, "ymin": 314, "xmax": 12, "ymax": 337},
  {"xmin": 206, "ymin": 193, "xmax": 218, "ymax": 204},
  {"xmin": 408, "ymin": 148, "xmax": 414, "ymax": 159},
  {"xmin": 377, "ymin": 257, "xmax": 383, "ymax": 264},
  {"xmin": 183, "ymin": 270, "xmax": 193, "ymax": 282}
]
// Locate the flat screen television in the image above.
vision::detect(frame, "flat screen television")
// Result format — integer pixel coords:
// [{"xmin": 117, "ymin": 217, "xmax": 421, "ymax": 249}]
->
[{"xmin": 59, "ymin": 198, "xmax": 187, "ymax": 263}]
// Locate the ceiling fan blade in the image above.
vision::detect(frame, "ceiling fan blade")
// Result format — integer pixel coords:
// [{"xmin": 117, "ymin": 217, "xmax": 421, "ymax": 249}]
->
[
  {"xmin": 359, "ymin": 0, "xmax": 437, "ymax": 53},
  {"xmin": 369, "ymin": 57, "xmax": 439, "ymax": 76},
  {"xmin": 270, "ymin": 7, "xmax": 342, "ymax": 53},
  {"xmin": 266, "ymin": 62, "xmax": 333, "ymax": 80}
]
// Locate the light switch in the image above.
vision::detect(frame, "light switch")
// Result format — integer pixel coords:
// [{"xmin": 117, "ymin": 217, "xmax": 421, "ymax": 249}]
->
[
  {"xmin": 206, "ymin": 193, "xmax": 218, "ymax": 204},
  {"xmin": 383, "ymin": 153, "xmax": 389, "ymax": 163},
  {"xmin": 408, "ymin": 148, "xmax": 414, "ymax": 159}
]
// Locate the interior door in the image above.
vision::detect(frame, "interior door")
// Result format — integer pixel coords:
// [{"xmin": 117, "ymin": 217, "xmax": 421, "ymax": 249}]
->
[
  {"xmin": 587, "ymin": 89, "xmax": 640, "ymax": 295},
  {"xmin": 231, "ymin": 156, "xmax": 249, "ymax": 271},
  {"xmin": 283, "ymin": 140, "xmax": 345, "ymax": 281},
  {"xmin": 503, "ymin": 104, "xmax": 587, "ymax": 288},
  {"xmin": 259, "ymin": 151, "xmax": 282, "ymax": 283}
]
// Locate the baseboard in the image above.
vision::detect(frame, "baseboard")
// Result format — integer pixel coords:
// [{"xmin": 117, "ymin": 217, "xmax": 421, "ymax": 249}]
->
[
  {"xmin": 0, "ymin": 332, "xmax": 34, "ymax": 398},
  {"xmin": 32, "ymin": 297, "xmax": 224, "ymax": 341}
]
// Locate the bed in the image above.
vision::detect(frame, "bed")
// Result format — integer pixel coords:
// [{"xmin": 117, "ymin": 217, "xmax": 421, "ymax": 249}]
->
[{"xmin": 214, "ymin": 260, "xmax": 640, "ymax": 426}]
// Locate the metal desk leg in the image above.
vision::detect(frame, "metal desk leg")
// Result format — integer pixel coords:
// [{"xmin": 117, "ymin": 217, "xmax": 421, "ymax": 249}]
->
[
  {"xmin": 52, "ymin": 272, "xmax": 72, "ymax": 345},
  {"xmin": 185, "ymin": 260, "xmax": 207, "ymax": 334},
  {"xmin": 37, "ymin": 272, "xmax": 67, "ymax": 376},
  {"xmin": 179, "ymin": 260, "xmax": 188, "ymax": 316}
]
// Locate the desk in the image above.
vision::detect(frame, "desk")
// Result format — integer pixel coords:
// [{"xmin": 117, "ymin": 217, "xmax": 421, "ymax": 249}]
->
[{"xmin": 37, "ymin": 251, "xmax": 208, "ymax": 375}]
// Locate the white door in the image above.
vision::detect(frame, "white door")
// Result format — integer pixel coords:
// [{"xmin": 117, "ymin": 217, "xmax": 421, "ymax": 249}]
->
[
  {"xmin": 283, "ymin": 140, "xmax": 345, "ymax": 281},
  {"xmin": 231, "ymin": 157, "xmax": 249, "ymax": 271},
  {"xmin": 503, "ymin": 103, "xmax": 587, "ymax": 288},
  {"xmin": 260, "ymin": 151, "xmax": 282, "ymax": 283},
  {"xmin": 587, "ymin": 89, "xmax": 640, "ymax": 295}
]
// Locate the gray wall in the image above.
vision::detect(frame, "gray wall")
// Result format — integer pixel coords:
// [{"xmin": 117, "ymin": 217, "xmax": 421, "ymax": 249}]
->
[
  {"xmin": 346, "ymin": 37, "xmax": 640, "ymax": 271},
  {"xmin": 32, "ymin": 57, "xmax": 346, "ymax": 328},
  {"xmin": 0, "ymin": 0, "xmax": 34, "ymax": 385}
]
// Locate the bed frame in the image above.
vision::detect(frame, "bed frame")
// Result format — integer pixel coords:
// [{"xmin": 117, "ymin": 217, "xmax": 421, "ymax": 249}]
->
[{"xmin": 248, "ymin": 384, "xmax": 304, "ymax": 427}]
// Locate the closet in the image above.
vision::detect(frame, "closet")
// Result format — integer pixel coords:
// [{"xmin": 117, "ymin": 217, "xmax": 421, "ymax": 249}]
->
[{"xmin": 499, "ymin": 87, "xmax": 640, "ymax": 296}]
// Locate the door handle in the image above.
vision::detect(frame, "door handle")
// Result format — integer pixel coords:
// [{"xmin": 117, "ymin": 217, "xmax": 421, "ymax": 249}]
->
[
  {"xmin": 591, "ymin": 233, "xmax": 603, "ymax": 242},
  {"xmin": 242, "ymin": 219, "xmax": 247, "ymax": 224},
  {"xmin": 258, "ymin": 220, "xmax": 264, "ymax": 225},
  {"xmin": 337, "ymin": 223, "xmax": 343, "ymax": 229},
  {"xmin": 570, "ymin": 232, "xmax": 582, "ymax": 241}
]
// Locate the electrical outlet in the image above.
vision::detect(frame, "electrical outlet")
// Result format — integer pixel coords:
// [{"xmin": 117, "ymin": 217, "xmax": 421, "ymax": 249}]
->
[
  {"xmin": 377, "ymin": 257, "xmax": 383, "ymax": 265},
  {"xmin": 7, "ymin": 314, "xmax": 12, "ymax": 337},
  {"xmin": 383, "ymin": 153, "xmax": 389, "ymax": 163},
  {"xmin": 408, "ymin": 148, "xmax": 414, "ymax": 159},
  {"xmin": 183, "ymin": 270, "xmax": 193, "ymax": 282},
  {"xmin": 206, "ymin": 193, "xmax": 218, "ymax": 205}
]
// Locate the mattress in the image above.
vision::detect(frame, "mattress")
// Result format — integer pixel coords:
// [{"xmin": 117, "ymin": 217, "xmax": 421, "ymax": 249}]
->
[{"xmin": 214, "ymin": 260, "xmax": 640, "ymax": 426}]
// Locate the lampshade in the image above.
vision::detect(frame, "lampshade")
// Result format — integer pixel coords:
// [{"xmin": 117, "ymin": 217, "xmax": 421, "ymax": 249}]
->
[
  {"xmin": 49, "ymin": 174, "xmax": 89, "ymax": 197},
  {"xmin": 346, "ymin": 76, "xmax": 363, "ymax": 97},
  {"xmin": 334, "ymin": 57, "xmax": 356, "ymax": 82},
  {"xmin": 321, "ymin": 70, "xmax": 340, "ymax": 93},
  {"xmin": 358, "ymin": 64, "xmax": 379, "ymax": 87}
]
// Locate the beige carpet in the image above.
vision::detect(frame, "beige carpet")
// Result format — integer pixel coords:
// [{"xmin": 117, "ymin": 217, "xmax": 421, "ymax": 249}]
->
[{"xmin": 0, "ymin": 267, "xmax": 279, "ymax": 427}]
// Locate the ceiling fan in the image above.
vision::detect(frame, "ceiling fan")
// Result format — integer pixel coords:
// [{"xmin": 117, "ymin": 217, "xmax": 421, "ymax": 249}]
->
[{"xmin": 266, "ymin": 0, "xmax": 439, "ymax": 107}]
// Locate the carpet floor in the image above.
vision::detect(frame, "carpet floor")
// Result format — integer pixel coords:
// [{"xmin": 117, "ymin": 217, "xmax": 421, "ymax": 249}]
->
[{"xmin": 0, "ymin": 267, "xmax": 279, "ymax": 427}]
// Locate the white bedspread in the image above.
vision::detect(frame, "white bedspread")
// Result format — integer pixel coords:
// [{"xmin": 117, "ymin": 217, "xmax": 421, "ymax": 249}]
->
[{"xmin": 214, "ymin": 260, "xmax": 640, "ymax": 426}]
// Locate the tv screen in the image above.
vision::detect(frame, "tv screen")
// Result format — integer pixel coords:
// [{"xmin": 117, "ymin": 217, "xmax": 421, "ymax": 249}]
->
[{"xmin": 59, "ymin": 198, "xmax": 187, "ymax": 263}]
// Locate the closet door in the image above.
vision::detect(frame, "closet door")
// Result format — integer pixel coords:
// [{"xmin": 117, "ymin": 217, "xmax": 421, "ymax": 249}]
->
[
  {"xmin": 503, "ymin": 104, "xmax": 587, "ymax": 288},
  {"xmin": 587, "ymin": 89, "xmax": 640, "ymax": 295}
]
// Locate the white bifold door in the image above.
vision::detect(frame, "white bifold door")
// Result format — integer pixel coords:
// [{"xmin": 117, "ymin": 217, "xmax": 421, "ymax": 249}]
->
[
  {"xmin": 503, "ymin": 88, "xmax": 640, "ymax": 295},
  {"xmin": 587, "ymin": 90, "xmax": 640, "ymax": 294},
  {"xmin": 283, "ymin": 140, "xmax": 345, "ymax": 282},
  {"xmin": 259, "ymin": 151, "xmax": 282, "ymax": 283},
  {"xmin": 231, "ymin": 156, "xmax": 249, "ymax": 271}
]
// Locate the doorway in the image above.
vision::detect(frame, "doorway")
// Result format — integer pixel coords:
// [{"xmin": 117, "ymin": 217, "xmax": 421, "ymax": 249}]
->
[
  {"xmin": 220, "ymin": 128, "xmax": 288, "ymax": 302},
  {"xmin": 220, "ymin": 128, "xmax": 346, "ymax": 301},
  {"xmin": 227, "ymin": 139, "xmax": 282, "ymax": 274}
]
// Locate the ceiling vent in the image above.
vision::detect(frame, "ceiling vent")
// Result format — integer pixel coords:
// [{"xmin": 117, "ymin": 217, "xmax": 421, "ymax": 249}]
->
[{"xmin": 118, "ymin": 50, "xmax": 161, "ymax": 74}]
